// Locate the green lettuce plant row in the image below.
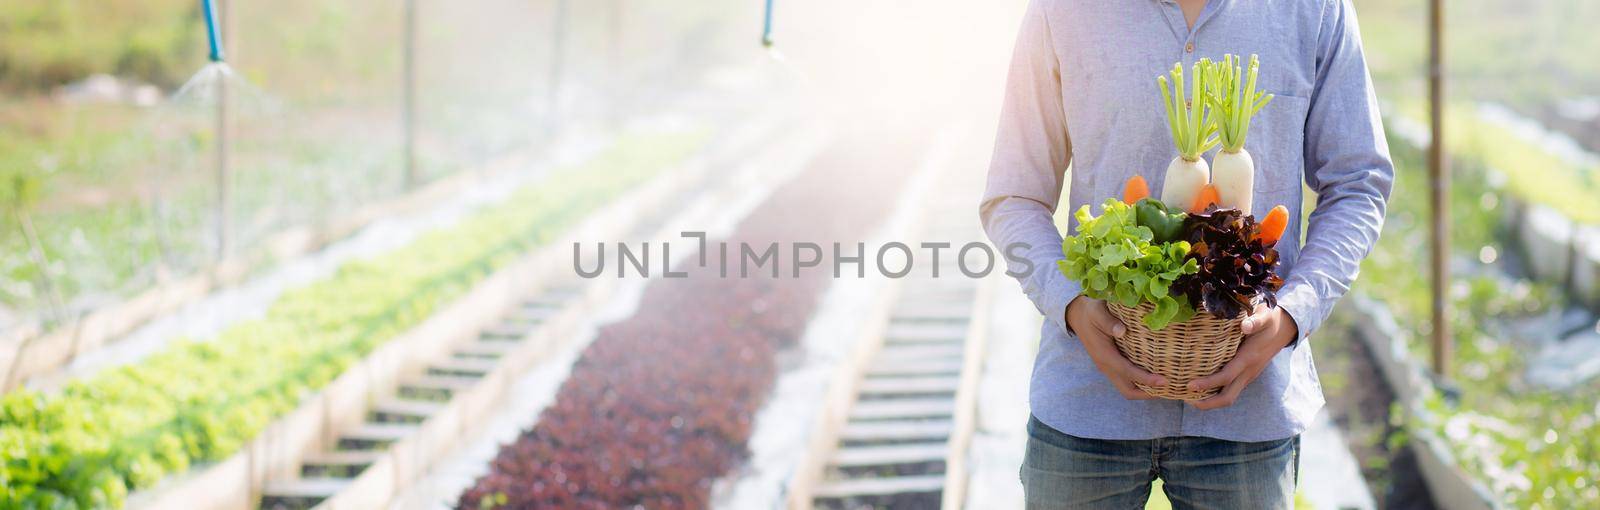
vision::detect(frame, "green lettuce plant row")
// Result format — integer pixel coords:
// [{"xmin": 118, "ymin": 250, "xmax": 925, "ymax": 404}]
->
[
  {"xmin": 0, "ymin": 131, "xmax": 707, "ymax": 509},
  {"xmin": 1060, "ymin": 198, "xmax": 1199, "ymax": 330}
]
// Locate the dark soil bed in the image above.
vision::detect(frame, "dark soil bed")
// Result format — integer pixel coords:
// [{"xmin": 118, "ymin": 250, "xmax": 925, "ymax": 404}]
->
[
  {"xmin": 1317, "ymin": 305, "xmax": 1438, "ymax": 509},
  {"xmin": 454, "ymin": 128, "xmax": 931, "ymax": 509}
]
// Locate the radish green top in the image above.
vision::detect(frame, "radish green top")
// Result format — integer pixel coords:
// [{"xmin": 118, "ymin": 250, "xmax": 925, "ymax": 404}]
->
[
  {"xmin": 1157, "ymin": 61, "xmax": 1219, "ymax": 162},
  {"xmin": 1204, "ymin": 54, "xmax": 1274, "ymax": 153}
]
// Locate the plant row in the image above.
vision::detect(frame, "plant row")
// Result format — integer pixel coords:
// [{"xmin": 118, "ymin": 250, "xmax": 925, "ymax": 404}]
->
[
  {"xmin": 0, "ymin": 131, "xmax": 707, "ymax": 509},
  {"xmin": 1351, "ymin": 125, "xmax": 1598, "ymax": 507},
  {"xmin": 455, "ymin": 136, "xmax": 920, "ymax": 509},
  {"xmin": 1392, "ymin": 100, "xmax": 1600, "ymax": 224}
]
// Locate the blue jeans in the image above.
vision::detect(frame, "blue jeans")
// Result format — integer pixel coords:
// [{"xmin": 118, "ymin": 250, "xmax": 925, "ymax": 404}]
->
[{"xmin": 1022, "ymin": 416, "xmax": 1299, "ymax": 509}]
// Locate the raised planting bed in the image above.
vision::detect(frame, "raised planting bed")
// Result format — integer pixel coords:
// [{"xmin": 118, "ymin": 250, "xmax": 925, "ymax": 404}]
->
[
  {"xmin": 0, "ymin": 131, "xmax": 707, "ymax": 509},
  {"xmin": 796, "ymin": 271, "xmax": 990, "ymax": 510},
  {"xmin": 454, "ymin": 132, "xmax": 932, "ymax": 509},
  {"xmin": 240, "ymin": 115, "xmax": 804, "ymax": 510},
  {"xmin": 1338, "ymin": 126, "xmax": 1600, "ymax": 507},
  {"xmin": 1387, "ymin": 104, "xmax": 1600, "ymax": 312},
  {"xmin": 780, "ymin": 145, "xmax": 992, "ymax": 510},
  {"xmin": 1318, "ymin": 300, "xmax": 1444, "ymax": 509}
]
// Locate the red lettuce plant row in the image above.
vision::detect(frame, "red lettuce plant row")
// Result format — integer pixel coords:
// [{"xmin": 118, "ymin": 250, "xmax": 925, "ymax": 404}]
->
[{"xmin": 457, "ymin": 137, "xmax": 921, "ymax": 509}]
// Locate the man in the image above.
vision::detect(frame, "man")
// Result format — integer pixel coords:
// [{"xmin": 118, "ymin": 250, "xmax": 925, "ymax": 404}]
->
[{"xmin": 980, "ymin": 0, "xmax": 1393, "ymax": 508}]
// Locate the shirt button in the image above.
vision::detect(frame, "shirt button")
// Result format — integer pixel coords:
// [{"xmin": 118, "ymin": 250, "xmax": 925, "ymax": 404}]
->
[{"xmin": 1185, "ymin": 42, "xmax": 1195, "ymax": 53}]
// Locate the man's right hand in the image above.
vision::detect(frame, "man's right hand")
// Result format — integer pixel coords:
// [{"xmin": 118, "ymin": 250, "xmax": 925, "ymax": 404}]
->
[{"xmin": 1065, "ymin": 296, "xmax": 1168, "ymax": 400}]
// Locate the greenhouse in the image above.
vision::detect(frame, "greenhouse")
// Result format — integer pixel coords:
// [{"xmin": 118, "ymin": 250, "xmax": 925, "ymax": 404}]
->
[{"xmin": 1, "ymin": 0, "xmax": 1596, "ymax": 509}]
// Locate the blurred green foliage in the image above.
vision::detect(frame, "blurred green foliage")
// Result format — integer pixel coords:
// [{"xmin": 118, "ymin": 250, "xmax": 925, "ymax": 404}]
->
[
  {"xmin": 1310, "ymin": 3, "xmax": 1600, "ymax": 503},
  {"xmin": 1354, "ymin": 0, "xmax": 1600, "ymax": 108},
  {"xmin": 1354, "ymin": 127, "xmax": 1600, "ymax": 507},
  {"xmin": 0, "ymin": 0, "xmax": 201, "ymax": 91}
]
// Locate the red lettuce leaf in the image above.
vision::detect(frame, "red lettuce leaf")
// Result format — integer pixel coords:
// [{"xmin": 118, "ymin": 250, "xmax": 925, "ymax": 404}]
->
[{"xmin": 1173, "ymin": 207, "xmax": 1285, "ymax": 319}]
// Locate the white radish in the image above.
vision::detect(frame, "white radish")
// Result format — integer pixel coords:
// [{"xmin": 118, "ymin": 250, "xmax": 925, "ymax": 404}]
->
[
  {"xmin": 1162, "ymin": 156, "xmax": 1210, "ymax": 211},
  {"xmin": 1201, "ymin": 54, "xmax": 1273, "ymax": 216},
  {"xmin": 1210, "ymin": 148, "xmax": 1254, "ymax": 214},
  {"xmin": 1157, "ymin": 61, "xmax": 1220, "ymax": 211}
]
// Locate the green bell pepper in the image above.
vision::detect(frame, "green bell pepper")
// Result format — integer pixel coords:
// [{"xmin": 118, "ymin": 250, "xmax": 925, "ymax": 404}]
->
[{"xmin": 1134, "ymin": 198, "xmax": 1187, "ymax": 243}]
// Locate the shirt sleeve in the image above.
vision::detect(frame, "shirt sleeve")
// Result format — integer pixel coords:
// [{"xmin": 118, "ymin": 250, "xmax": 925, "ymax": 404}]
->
[
  {"xmin": 1276, "ymin": 0, "xmax": 1395, "ymax": 344},
  {"xmin": 979, "ymin": 0, "xmax": 1078, "ymax": 335}
]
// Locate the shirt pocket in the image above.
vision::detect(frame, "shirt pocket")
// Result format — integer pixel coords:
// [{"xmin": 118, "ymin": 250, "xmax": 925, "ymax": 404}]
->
[{"xmin": 1244, "ymin": 93, "xmax": 1311, "ymax": 194}]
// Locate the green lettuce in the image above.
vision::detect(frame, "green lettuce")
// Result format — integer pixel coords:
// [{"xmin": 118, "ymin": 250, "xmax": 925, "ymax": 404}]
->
[{"xmin": 1059, "ymin": 199, "xmax": 1198, "ymax": 330}]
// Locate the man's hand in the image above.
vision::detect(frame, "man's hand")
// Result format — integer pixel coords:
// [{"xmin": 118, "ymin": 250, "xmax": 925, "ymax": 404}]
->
[
  {"xmin": 1066, "ymin": 296, "xmax": 1168, "ymax": 400},
  {"xmin": 1188, "ymin": 305, "xmax": 1299, "ymax": 410}
]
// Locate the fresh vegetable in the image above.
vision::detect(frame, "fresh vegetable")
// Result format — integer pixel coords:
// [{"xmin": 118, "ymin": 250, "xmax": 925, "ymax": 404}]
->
[
  {"xmin": 1258, "ymin": 205, "xmax": 1289, "ymax": 246},
  {"xmin": 1202, "ymin": 54, "xmax": 1273, "ymax": 215},
  {"xmin": 1157, "ymin": 61, "xmax": 1220, "ymax": 211},
  {"xmin": 1060, "ymin": 199, "xmax": 1199, "ymax": 329},
  {"xmin": 1190, "ymin": 183, "xmax": 1221, "ymax": 214},
  {"xmin": 1210, "ymin": 148, "xmax": 1256, "ymax": 215},
  {"xmin": 1173, "ymin": 209, "xmax": 1284, "ymax": 320},
  {"xmin": 1122, "ymin": 175, "xmax": 1150, "ymax": 205},
  {"xmin": 1133, "ymin": 198, "xmax": 1187, "ymax": 244}
]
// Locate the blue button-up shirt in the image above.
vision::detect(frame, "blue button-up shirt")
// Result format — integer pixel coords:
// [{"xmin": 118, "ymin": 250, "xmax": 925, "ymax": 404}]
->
[{"xmin": 980, "ymin": 0, "xmax": 1393, "ymax": 441}]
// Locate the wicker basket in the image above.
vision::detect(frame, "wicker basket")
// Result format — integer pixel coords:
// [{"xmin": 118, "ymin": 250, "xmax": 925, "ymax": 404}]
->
[{"xmin": 1106, "ymin": 301, "xmax": 1246, "ymax": 401}]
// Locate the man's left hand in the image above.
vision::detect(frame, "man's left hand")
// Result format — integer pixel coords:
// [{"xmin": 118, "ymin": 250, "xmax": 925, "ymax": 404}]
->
[{"xmin": 1187, "ymin": 305, "xmax": 1299, "ymax": 410}]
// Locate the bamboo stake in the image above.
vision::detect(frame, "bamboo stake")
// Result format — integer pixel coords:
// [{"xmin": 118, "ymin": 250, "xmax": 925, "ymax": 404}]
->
[{"xmin": 1427, "ymin": 0, "xmax": 1451, "ymax": 377}]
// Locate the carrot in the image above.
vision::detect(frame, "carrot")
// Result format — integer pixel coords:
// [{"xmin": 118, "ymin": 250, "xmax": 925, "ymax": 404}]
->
[
  {"xmin": 1122, "ymin": 175, "xmax": 1150, "ymax": 205},
  {"xmin": 1259, "ymin": 205, "xmax": 1289, "ymax": 246},
  {"xmin": 1189, "ymin": 184, "xmax": 1220, "ymax": 213}
]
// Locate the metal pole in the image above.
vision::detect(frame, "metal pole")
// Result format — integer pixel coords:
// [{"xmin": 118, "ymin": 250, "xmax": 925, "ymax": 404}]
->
[
  {"xmin": 609, "ymin": 0, "xmax": 622, "ymax": 124},
  {"xmin": 549, "ymin": 0, "xmax": 569, "ymax": 128},
  {"xmin": 403, "ymin": 0, "xmax": 418, "ymax": 189},
  {"xmin": 216, "ymin": 76, "xmax": 229, "ymax": 258},
  {"xmin": 1428, "ymin": 0, "xmax": 1450, "ymax": 377},
  {"xmin": 214, "ymin": 0, "xmax": 230, "ymax": 259}
]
